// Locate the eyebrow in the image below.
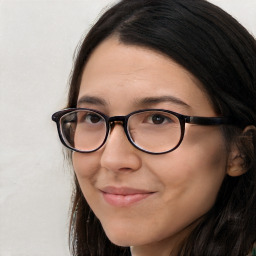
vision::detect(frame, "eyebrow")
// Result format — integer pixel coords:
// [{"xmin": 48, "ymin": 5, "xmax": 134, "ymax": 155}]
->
[
  {"xmin": 77, "ymin": 95, "xmax": 190, "ymax": 109},
  {"xmin": 77, "ymin": 96, "xmax": 107, "ymax": 107},
  {"xmin": 135, "ymin": 96, "xmax": 190, "ymax": 109}
]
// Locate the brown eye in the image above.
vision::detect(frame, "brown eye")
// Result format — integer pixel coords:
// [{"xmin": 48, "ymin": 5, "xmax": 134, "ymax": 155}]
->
[
  {"xmin": 145, "ymin": 113, "xmax": 173, "ymax": 125},
  {"xmin": 151, "ymin": 114, "xmax": 166, "ymax": 124},
  {"xmin": 86, "ymin": 114, "xmax": 102, "ymax": 124},
  {"xmin": 77, "ymin": 112, "xmax": 104, "ymax": 125}
]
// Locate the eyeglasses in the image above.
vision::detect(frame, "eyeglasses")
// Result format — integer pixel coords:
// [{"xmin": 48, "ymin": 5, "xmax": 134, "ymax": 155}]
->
[{"xmin": 52, "ymin": 108, "xmax": 231, "ymax": 155}]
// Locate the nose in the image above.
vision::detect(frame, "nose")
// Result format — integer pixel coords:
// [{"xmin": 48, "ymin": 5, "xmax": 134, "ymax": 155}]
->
[{"xmin": 100, "ymin": 123, "xmax": 142, "ymax": 172}]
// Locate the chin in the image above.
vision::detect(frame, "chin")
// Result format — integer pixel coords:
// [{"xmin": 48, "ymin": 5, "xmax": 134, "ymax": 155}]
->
[
  {"xmin": 104, "ymin": 229, "xmax": 135, "ymax": 247},
  {"xmin": 102, "ymin": 223, "xmax": 144, "ymax": 247}
]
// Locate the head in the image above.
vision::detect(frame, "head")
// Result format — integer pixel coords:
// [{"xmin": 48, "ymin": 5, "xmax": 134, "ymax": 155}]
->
[{"xmin": 57, "ymin": 0, "xmax": 256, "ymax": 255}]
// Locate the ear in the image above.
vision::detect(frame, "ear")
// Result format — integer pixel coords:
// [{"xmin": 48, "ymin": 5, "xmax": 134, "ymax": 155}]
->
[
  {"xmin": 227, "ymin": 125, "xmax": 256, "ymax": 177},
  {"xmin": 226, "ymin": 148, "xmax": 246, "ymax": 177}
]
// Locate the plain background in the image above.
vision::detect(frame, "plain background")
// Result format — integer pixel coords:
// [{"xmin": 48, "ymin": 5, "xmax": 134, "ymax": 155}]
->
[{"xmin": 0, "ymin": 1, "xmax": 255, "ymax": 255}]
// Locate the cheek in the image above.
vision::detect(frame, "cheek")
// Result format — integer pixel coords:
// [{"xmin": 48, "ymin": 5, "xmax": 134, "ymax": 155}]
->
[
  {"xmin": 145, "ymin": 127, "xmax": 228, "ymax": 217},
  {"xmin": 183, "ymin": 126, "xmax": 228, "ymax": 182},
  {"xmin": 72, "ymin": 152, "xmax": 100, "ymax": 186}
]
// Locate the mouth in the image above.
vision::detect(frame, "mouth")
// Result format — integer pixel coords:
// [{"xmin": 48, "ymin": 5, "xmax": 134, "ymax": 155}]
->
[{"xmin": 100, "ymin": 186, "xmax": 155, "ymax": 207}]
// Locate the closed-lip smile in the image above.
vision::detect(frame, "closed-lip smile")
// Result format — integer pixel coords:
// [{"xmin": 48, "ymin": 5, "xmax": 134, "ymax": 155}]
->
[{"xmin": 100, "ymin": 186, "xmax": 155, "ymax": 207}]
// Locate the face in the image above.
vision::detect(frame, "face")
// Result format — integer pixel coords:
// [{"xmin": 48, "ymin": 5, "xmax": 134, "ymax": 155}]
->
[{"xmin": 72, "ymin": 37, "xmax": 228, "ymax": 253}]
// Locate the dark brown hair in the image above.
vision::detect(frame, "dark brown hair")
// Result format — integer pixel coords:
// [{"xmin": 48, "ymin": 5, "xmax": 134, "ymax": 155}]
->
[{"xmin": 66, "ymin": 0, "xmax": 256, "ymax": 255}]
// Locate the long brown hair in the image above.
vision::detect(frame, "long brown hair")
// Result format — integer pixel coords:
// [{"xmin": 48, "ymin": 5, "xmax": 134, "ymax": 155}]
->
[{"xmin": 66, "ymin": 0, "xmax": 256, "ymax": 255}]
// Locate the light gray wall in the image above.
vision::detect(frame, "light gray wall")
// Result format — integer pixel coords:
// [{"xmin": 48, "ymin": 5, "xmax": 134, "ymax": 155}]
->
[{"xmin": 0, "ymin": 1, "xmax": 255, "ymax": 255}]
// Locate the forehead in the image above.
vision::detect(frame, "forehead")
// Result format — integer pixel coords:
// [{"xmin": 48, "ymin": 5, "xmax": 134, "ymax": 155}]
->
[{"xmin": 78, "ymin": 37, "xmax": 215, "ymax": 116}]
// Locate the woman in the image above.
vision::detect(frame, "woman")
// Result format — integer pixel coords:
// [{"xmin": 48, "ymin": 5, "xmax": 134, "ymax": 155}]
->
[{"xmin": 52, "ymin": 0, "xmax": 256, "ymax": 255}]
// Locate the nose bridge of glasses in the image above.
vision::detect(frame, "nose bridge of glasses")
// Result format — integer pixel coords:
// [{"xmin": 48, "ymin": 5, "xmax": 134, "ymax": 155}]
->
[{"xmin": 108, "ymin": 116, "xmax": 126, "ymax": 129}]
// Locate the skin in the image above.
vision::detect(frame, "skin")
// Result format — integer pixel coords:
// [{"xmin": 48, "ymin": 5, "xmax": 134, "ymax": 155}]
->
[{"xmin": 72, "ymin": 37, "xmax": 230, "ymax": 256}]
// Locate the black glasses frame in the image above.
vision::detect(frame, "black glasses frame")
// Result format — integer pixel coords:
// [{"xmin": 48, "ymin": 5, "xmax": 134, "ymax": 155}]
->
[{"xmin": 52, "ymin": 108, "xmax": 232, "ymax": 155}]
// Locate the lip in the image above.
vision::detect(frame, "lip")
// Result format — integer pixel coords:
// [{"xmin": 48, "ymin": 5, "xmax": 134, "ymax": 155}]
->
[{"xmin": 100, "ymin": 186, "xmax": 155, "ymax": 207}]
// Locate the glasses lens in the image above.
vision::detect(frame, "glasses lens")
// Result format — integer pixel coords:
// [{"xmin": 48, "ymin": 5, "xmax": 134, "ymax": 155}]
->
[
  {"xmin": 127, "ymin": 110, "xmax": 181, "ymax": 153},
  {"xmin": 60, "ymin": 110, "xmax": 107, "ymax": 152}
]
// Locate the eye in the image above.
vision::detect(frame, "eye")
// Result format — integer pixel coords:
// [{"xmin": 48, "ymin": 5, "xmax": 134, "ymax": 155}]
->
[
  {"xmin": 152, "ymin": 114, "xmax": 165, "ymax": 124},
  {"xmin": 84, "ymin": 113, "xmax": 103, "ymax": 124},
  {"xmin": 77, "ymin": 112, "xmax": 104, "ymax": 124},
  {"xmin": 147, "ymin": 113, "xmax": 173, "ymax": 125}
]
